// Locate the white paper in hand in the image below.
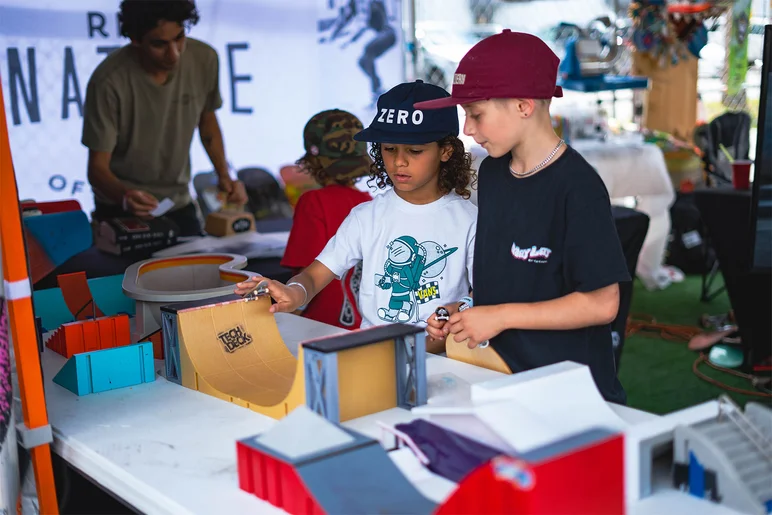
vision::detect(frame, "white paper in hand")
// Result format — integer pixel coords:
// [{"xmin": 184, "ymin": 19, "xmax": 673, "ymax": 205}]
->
[{"xmin": 150, "ymin": 197, "xmax": 174, "ymax": 217}]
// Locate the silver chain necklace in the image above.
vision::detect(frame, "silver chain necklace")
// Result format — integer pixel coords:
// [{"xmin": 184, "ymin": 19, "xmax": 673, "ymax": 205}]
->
[{"xmin": 509, "ymin": 139, "xmax": 565, "ymax": 178}]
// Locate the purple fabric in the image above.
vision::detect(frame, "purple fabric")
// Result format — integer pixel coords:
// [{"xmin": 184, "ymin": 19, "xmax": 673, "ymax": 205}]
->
[{"xmin": 394, "ymin": 419, "xmax": 502, "ymax": 483}]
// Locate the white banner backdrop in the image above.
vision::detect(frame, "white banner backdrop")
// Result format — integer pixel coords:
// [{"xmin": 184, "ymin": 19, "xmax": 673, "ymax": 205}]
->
[{"xmin": 0, "ymin": 0, "xmax": 404, "ymax": 215}]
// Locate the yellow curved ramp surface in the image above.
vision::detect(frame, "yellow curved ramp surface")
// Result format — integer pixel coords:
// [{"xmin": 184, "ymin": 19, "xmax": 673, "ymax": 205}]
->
[
  {"xmin": 175, "ymin": 296, "xmax": 398, "ymax": 420},
  {"xmin": 446, "ymin": 334, "xmax": 512, "ymax": 374}
]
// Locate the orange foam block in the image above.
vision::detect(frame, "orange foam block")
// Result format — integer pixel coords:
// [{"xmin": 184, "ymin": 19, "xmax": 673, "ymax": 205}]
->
[
  {"xmin": 57, "ymin": 271, "xmax": 105, "ymax": 320},
  {"xmin": 143, "ymin": 329, "xmax": 164, "ymax": 360},
  {"xmin": 46, "ymin": 314, "xmax": 131, "ymax": 358}
]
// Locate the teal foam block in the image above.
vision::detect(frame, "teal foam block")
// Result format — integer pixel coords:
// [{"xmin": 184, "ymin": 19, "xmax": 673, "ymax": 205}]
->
[
  {"xmin": 33, "ymin": 274, "xmax": 135, "ymax": 332},
  {"xmin": 24, "ymin": 211, "xmax": 92, "ymax": 266},
  {"xmin": 53, "ymin": 342, "xmax": 155, "ymax": 396}
]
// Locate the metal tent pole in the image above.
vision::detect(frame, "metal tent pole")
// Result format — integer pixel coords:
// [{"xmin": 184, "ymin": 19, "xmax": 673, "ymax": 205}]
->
[{"xmin": 0, "ymin": 72, "xmax": 59, "ymax": 515}]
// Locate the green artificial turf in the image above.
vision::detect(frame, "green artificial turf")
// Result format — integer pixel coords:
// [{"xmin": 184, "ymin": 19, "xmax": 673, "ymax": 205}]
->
[{"xmin": 619, "ymin": 275, "xmax": 771, "ymax": 414}]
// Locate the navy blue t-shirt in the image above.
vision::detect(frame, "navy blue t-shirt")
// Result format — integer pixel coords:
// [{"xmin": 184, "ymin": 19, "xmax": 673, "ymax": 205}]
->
[{"xmin": 473, "ymin": 146, "xmax": 630, "ymax": 404}]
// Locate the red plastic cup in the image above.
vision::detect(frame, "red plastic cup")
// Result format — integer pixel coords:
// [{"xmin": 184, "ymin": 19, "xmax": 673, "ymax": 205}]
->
[{"xmin": 732, "ymin": 160, "xmax": 752, "ymax": 190}]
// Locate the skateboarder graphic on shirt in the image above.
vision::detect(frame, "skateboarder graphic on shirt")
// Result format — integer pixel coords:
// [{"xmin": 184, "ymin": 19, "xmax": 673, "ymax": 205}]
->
[{"xmin": 375, "ymin": 236, "xmax": 457, "ymax": 323}]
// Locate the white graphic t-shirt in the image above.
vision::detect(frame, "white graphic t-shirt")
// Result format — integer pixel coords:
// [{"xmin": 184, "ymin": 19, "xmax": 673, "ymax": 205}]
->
[{"xmin": 316, "ymin": 189, "xmax": 476, "ymax": 329}]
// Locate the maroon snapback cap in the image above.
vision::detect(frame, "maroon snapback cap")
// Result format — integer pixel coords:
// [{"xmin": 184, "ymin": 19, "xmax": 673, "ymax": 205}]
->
[{"xmin": 414, "ymin": 29, "xmax": 563, "ymax": 110}]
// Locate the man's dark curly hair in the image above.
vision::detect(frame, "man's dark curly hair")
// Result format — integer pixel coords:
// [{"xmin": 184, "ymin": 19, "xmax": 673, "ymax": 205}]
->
[
  {"xmin": 119, "ymin": 0, "xmax": 200, "ymax": 40},
  {"xmin": 367, "ymin": 136, "xmax": 477, "ymax": 199}
]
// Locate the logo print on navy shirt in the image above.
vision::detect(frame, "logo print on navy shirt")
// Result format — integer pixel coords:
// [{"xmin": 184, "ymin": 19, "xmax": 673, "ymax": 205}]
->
[{"xmin": 511, "ymin": 242, "xmax": 552, "ymax": 263}]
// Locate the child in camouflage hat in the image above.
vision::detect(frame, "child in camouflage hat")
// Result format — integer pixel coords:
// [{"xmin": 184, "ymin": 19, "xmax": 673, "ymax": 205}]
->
[{"xmin": 280, "ymin": 109, "xmax": 373, "ymax": 329}]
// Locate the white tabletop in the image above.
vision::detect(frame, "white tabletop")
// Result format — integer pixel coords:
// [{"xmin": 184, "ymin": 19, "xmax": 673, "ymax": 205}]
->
[
  {"xmin": 630, "ymin": 490, "xmax": 742, "ymax": 515},
  {"xmin": 43, "ymin": 314, "xmax": 505, "ymax": 515},
  {"xmin": 42, "ymin": 313, "xmax": 716, "ymax": 515}
]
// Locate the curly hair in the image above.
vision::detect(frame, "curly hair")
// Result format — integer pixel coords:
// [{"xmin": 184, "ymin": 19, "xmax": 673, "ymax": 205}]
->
[
  {"xmin": 119, "ymin": 0, "xmax": 200, "ymax": 40},
  {"xmin": 295, "ymin": 154, "xmax": 354, "ymax": 187},
  {"xmin": 367, "ymin": 136, "xmax": 477, "ymax": 199}
]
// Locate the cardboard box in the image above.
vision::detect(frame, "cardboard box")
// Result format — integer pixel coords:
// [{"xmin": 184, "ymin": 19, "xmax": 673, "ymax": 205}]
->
[{"xmin": 205, "ymin": 211, "xmax": 255, "ymax": 237}]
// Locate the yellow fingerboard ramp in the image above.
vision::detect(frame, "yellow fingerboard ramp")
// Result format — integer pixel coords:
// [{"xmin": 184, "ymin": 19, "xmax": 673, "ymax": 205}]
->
[
  {"xmin": 161, "ymin": 295, "xmax": 428, "ymax": 422},
  {"xmin": 445, "ymin": 334, "xmax": 513, "ymax": 374}
]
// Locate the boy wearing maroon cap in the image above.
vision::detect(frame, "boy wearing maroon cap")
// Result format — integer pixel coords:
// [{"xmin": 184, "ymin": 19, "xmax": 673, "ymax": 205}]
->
[{"xmin": 418, "ymin": 30, "xmax": 630, "ymax": 404}]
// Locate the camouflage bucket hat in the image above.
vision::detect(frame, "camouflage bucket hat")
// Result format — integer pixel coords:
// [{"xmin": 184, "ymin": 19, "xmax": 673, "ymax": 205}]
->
[{"xmin": 302, "ymin": 109, "xmax": 372, "ymax": 180}]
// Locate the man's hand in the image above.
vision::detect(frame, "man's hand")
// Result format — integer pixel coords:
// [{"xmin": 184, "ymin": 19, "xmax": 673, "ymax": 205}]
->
[
  {"xmin": 448, "ymin": 306, "xmax": 503, "ymax": 349},
  {"xmin": 425, "ymin": 302, "xmax": 461, "ymax": 341},
  {"xmin": 218, "ymin": 175, "xmax": 248, "ymax": 206},
  {"xmin": 124, "ymin": 190, "xmax": 159, "ymax": 218}
]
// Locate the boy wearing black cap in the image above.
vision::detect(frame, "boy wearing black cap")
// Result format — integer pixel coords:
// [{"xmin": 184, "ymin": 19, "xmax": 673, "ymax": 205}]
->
[
  {"xmin": 236, "ymin": 81, "xmax": 477, "ymax": 350},
  {"xmin": 418, "ymin": 31, "xmax": 630, "ymax": 404}
]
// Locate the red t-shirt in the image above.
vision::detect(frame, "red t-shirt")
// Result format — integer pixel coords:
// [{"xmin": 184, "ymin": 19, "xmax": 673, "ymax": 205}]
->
[{"xmin": 281, "ymin": 185, "xmax": 372, "ymax": 329}]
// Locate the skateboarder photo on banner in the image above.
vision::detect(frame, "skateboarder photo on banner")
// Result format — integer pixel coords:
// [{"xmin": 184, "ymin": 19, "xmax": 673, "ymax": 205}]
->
[
  {"xmin": 235, "ymin": 80, "xmax": 477, "ymax": 353},
  {"xmin": 340, "ymin": 0, "xmax": 397, "ymax": 106},
  {"xmin": 319, "ymin": 0, "xmax": 359, "ymax": 43},
  {"xmin": 417, "ymin": 30, "xmax": 631, "ymax": 403}
]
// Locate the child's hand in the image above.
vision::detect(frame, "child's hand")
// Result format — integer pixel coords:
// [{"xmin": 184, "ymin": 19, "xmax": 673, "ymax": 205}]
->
[
  {"xmin": 448, "ymin": 306, "xmax": 503, "ymax": 349},
  {"xmin": 425, "ymin": 303, "xmax": 460, "ymax": 341},
  {"xmin": 425, "ymin": 335, "xmax": 447, "ymax": 354},
  {"xmin": 264, "ymin": 280, "xmax": 307, "ymax": 314},
  {"xmin": 234, "ymin": 277, "xmax": 306, "ymax": 313},
  {"xmin": 234, "ymin": 276, "xmax": 264, "ymax": 297}
]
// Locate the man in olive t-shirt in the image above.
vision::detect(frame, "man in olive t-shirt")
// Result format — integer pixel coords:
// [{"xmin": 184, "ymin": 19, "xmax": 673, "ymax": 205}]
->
[{"xmin": 82, "ymin": 0, "xmax": 246, "ymax": 236}]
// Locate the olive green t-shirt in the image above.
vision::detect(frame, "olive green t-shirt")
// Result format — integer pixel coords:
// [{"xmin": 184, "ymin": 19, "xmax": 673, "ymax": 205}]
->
[{"xmin": 81, "ymin": 38, "xmax": 222, "ymax": 210}]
